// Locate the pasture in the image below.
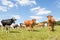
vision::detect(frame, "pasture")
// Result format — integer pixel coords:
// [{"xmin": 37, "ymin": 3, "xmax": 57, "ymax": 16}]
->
[{"xmin": 0, "ymin": 26, "xmax": 60, "ymax": 40}]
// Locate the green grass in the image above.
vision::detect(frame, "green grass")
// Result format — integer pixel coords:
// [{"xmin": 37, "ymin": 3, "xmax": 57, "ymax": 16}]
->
[{"xmin": 0, "ymin": 26, "xmax": 60, "ymax": 40}]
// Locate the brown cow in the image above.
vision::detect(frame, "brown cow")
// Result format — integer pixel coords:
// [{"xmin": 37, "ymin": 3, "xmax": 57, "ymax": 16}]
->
[
  {"xmin": 47, "ymin": 15, "xmax": 55, "ymax": 31},
  {"xmin": 38, "ymin": 22, "xmax": 44, "ymax": 28},
  {"xmin": 24, "ymin": 19, "xmax": 36, "ymax": 31}
]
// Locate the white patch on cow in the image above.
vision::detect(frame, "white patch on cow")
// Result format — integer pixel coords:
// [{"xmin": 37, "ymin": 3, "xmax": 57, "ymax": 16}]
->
[
  {"xmin": 10, "ymin": 23, "xmax": 15, "ymax": 28},
  {"xmin": 18, "ymin": 23, "xmax": 20, "ymax": 26}
]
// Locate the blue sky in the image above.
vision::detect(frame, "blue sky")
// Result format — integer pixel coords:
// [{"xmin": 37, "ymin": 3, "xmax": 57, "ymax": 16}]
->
[{"xmin": 0, "ymin": 0, "xmax": 60, "ymax": 24}]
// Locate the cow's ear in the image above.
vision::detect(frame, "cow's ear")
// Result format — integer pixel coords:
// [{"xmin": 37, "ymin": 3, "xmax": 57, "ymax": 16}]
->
[
  {"xmin": 47, "ymin": 15, "xmax": 53, "ymax": 18},
  {"xmin": 47, "ymin": 16, "xmax": 48, "ymax": 18},
  {"xmin": 47, "ymin": 16, "xmax": 49, "ymax": 18},
  {"xmin": 11, "ymin": 19, "xmax": 12, "ymax": 20}
]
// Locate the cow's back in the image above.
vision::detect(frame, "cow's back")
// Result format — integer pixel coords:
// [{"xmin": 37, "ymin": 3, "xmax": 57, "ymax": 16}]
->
[
  {"xmin": 24, "ymin": 20, "xmax": 33, "ymax": 26},
  {"xmin": 38, "ymin": 23, "xmax": 44, "ymax": 26},
  {"xmin": 1, "ymin": 19, "xmax": 12, "ymax": 26}
]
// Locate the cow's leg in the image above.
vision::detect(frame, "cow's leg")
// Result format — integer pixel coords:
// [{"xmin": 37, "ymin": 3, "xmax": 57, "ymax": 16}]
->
[
  {"xmin": 16, "ymin": 26, "xmax": 20, "ymax": 31},
  {"xmin": 40, "ymin": 25, "xmax": 44, "ymax": 28},
  {"xmin": 24, "ymin": 25, "xmax": 27, "ymax": 31},
  {"xmin": 47, "ymin": 24, "xmax": 51, "ymax": 30},
  {"xmin": 30, "ymin": 25, "xmax": 33, "ymax": 32},
  {"xmin": 51, "ymin": 24, "xmax": 54, "ymax": 31},
  {"xmin": 48, "ymin": 26, "xmax": 51, "ymax": 30},
  {"xmin": 5, "ymin": 25, "xmax": 10, "ymax": 32},
  {"xmin": 1, "ymin": 26, "xmax": 4, "ymax": 32},
  {"xmin": 10, "ymin": 25, "xmax": 14, "ymax": 30},
  {"xmin": 47, "ymin": 22, "xmax": 51, "ymax": 29}
]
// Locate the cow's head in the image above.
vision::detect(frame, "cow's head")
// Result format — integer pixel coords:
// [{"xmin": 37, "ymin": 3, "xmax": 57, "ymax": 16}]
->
[
  {"xmin": 47, "ymin": 15, "xmax": 53, "ymax": 20},
  {"xmin": 32, "ymin": 19, "xmax": 36, "ymax": 24},
  {"xmin": 11, "ymin": 17, "xmax": 17, "ymax": 23},
  {"xmin": 12, "ymin": 17, "xmax": 16, "ymax": 20}
]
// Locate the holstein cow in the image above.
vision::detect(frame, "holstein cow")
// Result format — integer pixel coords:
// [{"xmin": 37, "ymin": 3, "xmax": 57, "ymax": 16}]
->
[
  {"xmin": 1, "ymin": 18, "xmax": 16, "ymax": 32},
  {"xmin": 47, "ymin": 15, "xmax": 55, "ymax": 31},
  {"xmin": 11, "ymin": 23, "xmax": 20, "ymax": 29},
  {"xmin": 38, "ymin": 22, "xmax": 44, "ymax": 28},
  {"xmin": 20, "ymin": 23, "xmax": 24, "ymax": 27},
  {"xmin": 24, "ymin": 19, "xmax": 36, "ymax": 31}
]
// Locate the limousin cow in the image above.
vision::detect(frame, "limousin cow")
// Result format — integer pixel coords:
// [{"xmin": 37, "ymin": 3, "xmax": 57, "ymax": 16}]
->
[
  {"xmin": 38, "ymin": 22, "xmax": 44, "ymax": 28},
  {"xmin": 47, "ymin": 15, "xmax": 55, "ymax": 31},
  {"xmin": 24, "ymin": 19, "xmax": 36, "ymax": 31}
]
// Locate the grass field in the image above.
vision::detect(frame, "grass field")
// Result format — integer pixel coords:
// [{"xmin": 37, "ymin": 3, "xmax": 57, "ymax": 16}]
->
[{"xmin": 0, "ymin": 26, "xmax": 60, "ymax": 40}]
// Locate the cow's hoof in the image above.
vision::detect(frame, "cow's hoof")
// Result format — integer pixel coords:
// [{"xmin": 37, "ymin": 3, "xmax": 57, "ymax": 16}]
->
[
  {"xmin": 6, "ymin": 31, "xmax": 10, "ymax": 33},
  {"xmin": 51, "ymin": 30, "xmax": 55, "ymax": 32}
]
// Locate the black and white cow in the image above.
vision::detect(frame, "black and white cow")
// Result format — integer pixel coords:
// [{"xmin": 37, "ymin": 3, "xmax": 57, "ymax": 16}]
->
[
  {"xmin": 20, "ymin": 23, "xmax": 24, "ymax": 27},
  {"xmin": 10, "ymin": 23, "xmax": 24, "ymax": 30},
  {"xmin": 1, "ymin": 18, "xmax": 16, "ymax": 32},
  {"xmin": 11, "ymin": 23, "xmax": 20, "ymax": 29}
]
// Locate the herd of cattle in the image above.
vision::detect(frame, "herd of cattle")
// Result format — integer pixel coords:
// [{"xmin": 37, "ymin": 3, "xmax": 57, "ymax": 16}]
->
[{"xmin": 0, "ymin": 15, "xmax": 55, "ymax": 32}]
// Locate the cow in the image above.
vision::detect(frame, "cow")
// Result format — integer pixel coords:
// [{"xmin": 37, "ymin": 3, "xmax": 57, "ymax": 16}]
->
[
  {"xmin": 10, "ymin": 23, "xmax": 20, "ymax": 30},
  {"xmin": 20, "ymin": 23, "xmax": 24, "ymax": 27},
  {"xmin": 38, "ymin": 22, "xmax": 44, "ymax": 28},
  {"xmin": 24, "ymin": 19, "xmax": 36, "ymax": 31},
  {"xmin": 11, "ymin": 23, "xmax": 24, "ymax": 30},
  {"xmin": 1, "ymin": 17, "xmax": 16, "ymax": 32},
  {"xmin": 47, "ymin": 15, "xmax": 55, "ymax": 31}
]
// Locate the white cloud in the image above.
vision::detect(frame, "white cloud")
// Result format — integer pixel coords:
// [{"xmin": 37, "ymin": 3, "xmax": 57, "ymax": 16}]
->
[
  {"xmin": 0, "ymin": 6, "xmax": 7, "ymax": 12},
  {"xmin": 30, "ymin": 16, "xmax": 43, "ymax": 23},
  {"xmin": 30, "ymin": 16, "xmax": 43, "ymax": 19},
  {"xmin": 16, "ymin": 0, "xmax": 37, "ymax": 6},
  {"xmin": 56, "ymin": 18, "xmax": 60, "ymax": 21},
  {"xmin": 15, "ymin": 3, "xmax": 18, "ymax": 8},
  {"xmin": 30, "ymin": 6, "xmax": 51, "ymax": 15},
  {"xmin": 2, "ymin": 0, "xmax": 14, "ymax": 7},
  {"xmin": 12, "ymin": 15, "xmax": 21, "ymax": 19},
  {"xmin": 1, "ymin": 0, "xmax": 36, "ymax": 8}
]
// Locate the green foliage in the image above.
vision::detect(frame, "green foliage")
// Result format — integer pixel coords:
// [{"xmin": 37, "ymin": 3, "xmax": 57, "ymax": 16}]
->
[
  {"xmin": 55, "ymin": 21, "xmax": 60, "ymax": 25},
  {"xmin": 41, "ymin": 21, "xmax": 60, "ymax": 26}
]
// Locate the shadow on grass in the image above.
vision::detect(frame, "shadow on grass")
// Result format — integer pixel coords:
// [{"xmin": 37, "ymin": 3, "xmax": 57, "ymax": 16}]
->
[
  {"xmin": 10, "ymin": 31, "xmax": 20, "ymax": 33},
  {"xmin": 28, "ymin": 30, "xmax": 40, "ymax": 32},
  {"xmin": 50, "ymin": 30, "xmax": 56, "ymax": 32}
]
